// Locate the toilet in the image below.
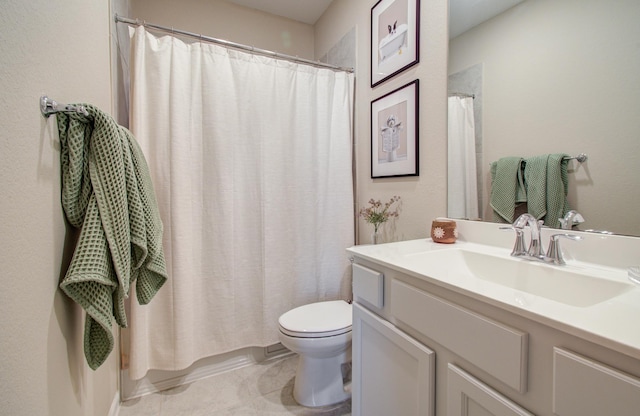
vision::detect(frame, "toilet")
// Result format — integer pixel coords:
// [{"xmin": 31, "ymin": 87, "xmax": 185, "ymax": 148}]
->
[{"xmin": 278, "ymin": 300, "xmax": 353, "ymax": 407}]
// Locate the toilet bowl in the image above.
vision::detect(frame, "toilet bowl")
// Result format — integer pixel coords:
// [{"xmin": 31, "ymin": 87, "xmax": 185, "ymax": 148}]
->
[{"xmin": 278, "ymin": 300, "xmax": 352, "ymax": 407}]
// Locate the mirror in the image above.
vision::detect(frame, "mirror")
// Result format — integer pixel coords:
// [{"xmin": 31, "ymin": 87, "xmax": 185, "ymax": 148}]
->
[{"xmin": 447, "ymin": 0, "xmax": 640, "ymax": 236}]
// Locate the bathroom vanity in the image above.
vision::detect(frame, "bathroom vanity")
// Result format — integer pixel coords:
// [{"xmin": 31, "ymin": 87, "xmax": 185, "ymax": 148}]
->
[{"xmin": 347, "ymin": 220, "xmax": 640, "ymax": 416}]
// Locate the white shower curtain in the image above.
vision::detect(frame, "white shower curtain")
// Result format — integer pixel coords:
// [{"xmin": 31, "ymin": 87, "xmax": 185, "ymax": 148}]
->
[
  {"xmin": 126, "ymin": 27, "xmax": 354, "ymax": 379},
  {"xmin": 447, "ymin": 96, "xmax": 479, "ymax": 220}
]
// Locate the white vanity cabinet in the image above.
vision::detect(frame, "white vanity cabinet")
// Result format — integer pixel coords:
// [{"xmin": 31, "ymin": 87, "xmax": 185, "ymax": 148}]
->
[
  {"xmin": 447, "ymin": 364, "xmax": 533, "ymax": 416},
  {"xmin": 351, "ymin": 262, "xmax": 436, "ymax": 416},
  {"xmin": 552, "ymin": 348, "xmax": 640, "ymax": 416},
  {"xmin": 352, "ymin": 303, "xmax": 435, "ymax": 416},
  {"xmin": 350, "ymin": 258, "xmax": 640, "ymax": 416}
]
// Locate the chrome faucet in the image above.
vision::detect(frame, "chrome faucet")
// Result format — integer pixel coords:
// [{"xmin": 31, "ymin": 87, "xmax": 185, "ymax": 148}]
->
[
  {"xmin": 512, "ymin": 213, "xmax": 545, "ymax": 258},
  {"xmin": 558, "ymin": 210, "xmax": 585, "ymax": 230},
  {"xmin": 506, "ymin": 213, "xmax": 582, "ymax": 265}
]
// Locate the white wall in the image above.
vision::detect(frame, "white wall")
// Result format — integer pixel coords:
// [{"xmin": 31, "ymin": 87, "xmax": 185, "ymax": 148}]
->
[
  {"xmin": 449, "ymin": 0, "xmax": 640, "ymax": 235},
  {"xmin": 316, "ymin": 0, "xmax": 449, "ymax": 244},
  {"xmin": 0, "ymin": 1, "xmax": 118, "ymax": 415}
]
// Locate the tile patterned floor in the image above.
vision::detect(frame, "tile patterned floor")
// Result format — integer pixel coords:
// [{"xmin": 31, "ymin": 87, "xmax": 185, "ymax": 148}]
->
[{"xmin": 118, "ymin": 354, "xmax": 352, "ymax": 415}]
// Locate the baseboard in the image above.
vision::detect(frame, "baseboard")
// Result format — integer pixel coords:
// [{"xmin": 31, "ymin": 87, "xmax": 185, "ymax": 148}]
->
[{"xmin": 120, "ymin": 344, "xmax": 292, "ymax": 401}]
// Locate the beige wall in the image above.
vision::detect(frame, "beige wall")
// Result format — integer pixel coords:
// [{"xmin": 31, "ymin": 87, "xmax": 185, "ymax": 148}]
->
[
  {"xmin": 130, "ymin": 0, "xmax": 315, "ymax": 59},
  {"xmin": 316, "ymin": 0, "xmax": 449, "ymax": 244},
  {"xmin": 0, "ymin": 1, "xmax": 118, "ymax": 415},
  {"xmin": 449, "ymin": 0, "xmax": 640, "ymax": 235}
]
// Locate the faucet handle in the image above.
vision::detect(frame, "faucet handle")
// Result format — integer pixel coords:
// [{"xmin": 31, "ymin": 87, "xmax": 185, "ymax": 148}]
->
[
  {"xmin": 500, "ymin": 226, "xmax": 527, "ymax": 256},
  {"xmin": 547, "ymin": 233, "xmax": 582, "ymax": 265}
]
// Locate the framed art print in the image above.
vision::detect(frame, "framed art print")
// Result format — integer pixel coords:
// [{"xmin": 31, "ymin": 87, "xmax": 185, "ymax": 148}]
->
[
  {"xmin": 371, "ymin": 0, "xmax": 420, "ymax": 87},
  {"xmin": 371, "ymin": 79, "xmax": 419, "ymax": 178}
]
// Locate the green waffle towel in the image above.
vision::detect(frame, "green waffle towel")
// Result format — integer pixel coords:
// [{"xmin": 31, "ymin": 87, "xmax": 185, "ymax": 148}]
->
[
  {"xmin": 57, "ymin": 105, "xmax": 167, "ymax": 370},
  {"xmin": 524, "ymin": 153, "xmax": 570, "ymax": 226},
  {"xmin": 490, "ymin": 157, "xmax": 526, "ymax": 223}
]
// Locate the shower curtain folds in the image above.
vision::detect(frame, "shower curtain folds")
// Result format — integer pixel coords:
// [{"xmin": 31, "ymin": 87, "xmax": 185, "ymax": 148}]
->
[
  {"xmin": 448, "ymin": 96, "xmax": 479, "ymax": 220},
  {"xmin": 126, "ymin": 26, "xmax": 355, "ymax": 379}
]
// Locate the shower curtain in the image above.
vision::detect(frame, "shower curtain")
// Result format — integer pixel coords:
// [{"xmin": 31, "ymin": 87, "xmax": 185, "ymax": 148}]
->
[
  {"xmin": 125, "ymin": 26, "xmax": 355, "ymax": 379},
  {"xmin": 447, "ymin": 96, "xmax": 479, "ymax": 220}
]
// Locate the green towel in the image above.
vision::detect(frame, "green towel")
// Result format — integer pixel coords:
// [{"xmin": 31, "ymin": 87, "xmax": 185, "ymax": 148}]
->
[
  {"xmin": 490, "ymin": 157, "xmax": 526, "ymax": 223},
  {"xmin": 546, "ymin": 153, "xmax": 571, "ymax": 226},
  {"xmin": 57, "ymin": 105, "xmax": 168, "ymax": 370},
  {"xmin": 524, "ymin": 153, "xmax": 570, "ymax": 227},
  {"xmin": 523, "ymin": 155, "xmax": 549, "ymax": 221}
]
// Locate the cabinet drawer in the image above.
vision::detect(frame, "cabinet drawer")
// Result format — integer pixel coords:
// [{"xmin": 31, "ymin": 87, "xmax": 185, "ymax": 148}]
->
[
  {"xmin": 553, "ymin": 348, "xmax": 640, "ymax": 416},
  {"xmin": 352, "ymin": 263, "xmax": 384, "ymax": 308},
  {"xmin": 391, "ymin": 280, "xmax": 528, "ymax": 393}
]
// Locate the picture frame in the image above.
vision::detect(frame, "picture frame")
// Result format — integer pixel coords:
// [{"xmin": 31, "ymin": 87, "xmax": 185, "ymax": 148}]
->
[
  {"xmin": 371, "ymin": 0, "xmax": 420, "ymax": 88},
  {"xmin": 371, "ymin": 79, "xmax": 419, "ymax": 178}
]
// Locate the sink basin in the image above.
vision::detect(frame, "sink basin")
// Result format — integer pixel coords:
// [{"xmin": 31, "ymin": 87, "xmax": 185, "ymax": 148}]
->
[{"xmin": 404, "ymin": 248, "xmax": 633, "ymax": 307}]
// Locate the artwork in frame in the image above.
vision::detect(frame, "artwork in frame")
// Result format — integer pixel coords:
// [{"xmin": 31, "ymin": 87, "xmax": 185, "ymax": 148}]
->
[
  {"xmin": 371, "ymin": 79, "xmax": 419, "ymax": 178},
  {"xmin": 371, "ymin": 0, "xmax": 420, "ymax": 88}
]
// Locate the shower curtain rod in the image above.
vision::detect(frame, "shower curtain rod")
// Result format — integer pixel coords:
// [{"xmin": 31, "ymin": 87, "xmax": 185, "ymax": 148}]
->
[
  {"xmin": 115, "ymin": 14, "xmax": 354, "ymax": 73},
  {"xmin": 449, "ymin": 92, "xmax": 475, "ymax": 99}
]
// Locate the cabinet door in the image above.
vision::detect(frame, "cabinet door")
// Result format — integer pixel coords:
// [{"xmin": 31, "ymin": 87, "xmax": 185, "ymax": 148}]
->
[
  {"xmin": 352, "ymin": 303, "xmax": 435, "ymax": 416},
  {"xmin": 553, "ymin": 348, "xmax": 640, "ymax": 416},
  {"xmin": 447, "ymin": 364, "xmax": 533, "ymax": 416}
]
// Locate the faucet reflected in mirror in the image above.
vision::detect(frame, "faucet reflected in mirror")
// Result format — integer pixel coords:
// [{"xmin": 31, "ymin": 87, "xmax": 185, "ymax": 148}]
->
[
  {"xmin": 558, "ymin": 210, "xmax": 584, "ymax": 230},
  {"xmin": 447, "ymin": 0, "xmax": 640, "ymax": 236}
]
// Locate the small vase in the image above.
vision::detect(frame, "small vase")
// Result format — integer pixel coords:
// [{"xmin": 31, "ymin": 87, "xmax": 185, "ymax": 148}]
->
[
  {"xmin": 371, "ymin": 230, "xmax": 380, "ymax": 245},
  {"xmin": 430, "ymin": 219, "xmax": 457, "ymax": 244}
]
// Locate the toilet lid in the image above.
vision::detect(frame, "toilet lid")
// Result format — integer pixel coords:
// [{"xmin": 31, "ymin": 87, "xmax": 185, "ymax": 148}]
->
[{"xmin": 279, "ymin": 300, "xmax": 352, "ymax": 338}]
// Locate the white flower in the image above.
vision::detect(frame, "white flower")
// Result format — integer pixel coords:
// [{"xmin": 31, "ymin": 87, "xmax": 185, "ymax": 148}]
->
[{"xmin": 433, "ymin": 227, "xmax": 445, "ymax": 239}]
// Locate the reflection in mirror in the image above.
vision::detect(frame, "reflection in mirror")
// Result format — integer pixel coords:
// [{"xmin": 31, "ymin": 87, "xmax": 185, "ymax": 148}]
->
[
  {"xmin": 447, "ymin": 93, "xmax": 479, "ymax": 220},
  {"xmin": 447, "ymin": 0, "xmax": 640, "ymax": 236}
]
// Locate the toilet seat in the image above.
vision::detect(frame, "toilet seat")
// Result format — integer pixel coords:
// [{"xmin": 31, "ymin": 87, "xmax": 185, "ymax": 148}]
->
[{"xmin": 279, "ymin": 300, "xmax": 352, "ymax": 338}]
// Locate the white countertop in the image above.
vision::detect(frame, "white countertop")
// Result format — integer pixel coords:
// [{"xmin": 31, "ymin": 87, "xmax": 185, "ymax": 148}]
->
[{"xmin": 347, "ymin": 220, "xmax": 640, "ymax": 360}]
